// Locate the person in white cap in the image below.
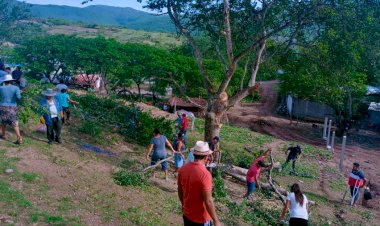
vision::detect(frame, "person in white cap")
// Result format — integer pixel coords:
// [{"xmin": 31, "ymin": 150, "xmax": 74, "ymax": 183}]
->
[
  {"xmin": 177, "ymin": 141, "xmax": 221, "ymax": 226},
  {"xmin": 0, "ymin": 74, "xmax": 22, "ymax": 144}
]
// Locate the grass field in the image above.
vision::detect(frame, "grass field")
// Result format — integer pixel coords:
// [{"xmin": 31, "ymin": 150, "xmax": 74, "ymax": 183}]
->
[{"xmin": 47, "ymin": 24, "xmax": 183, "ymax": 49}]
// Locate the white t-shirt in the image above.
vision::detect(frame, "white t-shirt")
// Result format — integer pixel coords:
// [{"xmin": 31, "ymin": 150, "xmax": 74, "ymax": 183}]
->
[
  {"xmin": 287, "ymin": 192, "xmax": 309, "ymax": 220},
  {"xmin": 48, "ymin": 101, "xmax": 58, "ymax": 118}
]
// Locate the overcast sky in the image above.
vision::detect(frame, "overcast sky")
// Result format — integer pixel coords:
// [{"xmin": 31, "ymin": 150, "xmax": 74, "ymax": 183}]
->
[{"xmin": 20, "ymin": 0, "xmax": 147, "ymax": 11}]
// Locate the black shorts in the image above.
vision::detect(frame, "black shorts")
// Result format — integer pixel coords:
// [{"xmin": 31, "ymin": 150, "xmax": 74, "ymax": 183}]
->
[
  {"xmin": 183, "ymin": 215, "xmax": 212, "ymax": 226},
  {"xmin": 289, "ymin": 218, "xmax": 308, "ymax": 226}
]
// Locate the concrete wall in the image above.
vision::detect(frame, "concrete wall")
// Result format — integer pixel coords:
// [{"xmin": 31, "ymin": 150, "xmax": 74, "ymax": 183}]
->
[
  {"xmin": 292, "ymin": 98, "xmax": 335, "ymax": 120},
  {"xmin": 369, "ymin": 110, "xmax": 380, "ymax": 124}
]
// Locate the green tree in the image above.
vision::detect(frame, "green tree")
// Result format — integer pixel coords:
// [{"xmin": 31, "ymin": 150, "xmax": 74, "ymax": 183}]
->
[
  {"xmin": 138, "ymin": 0, "xmax": 328, "ymax": 140},
  {"xmin": 17, "ymin": 35, "xmax": 79, "ymax": 82},
  {"xmin": 279, "ymin": 1, "xmax": 380, "ymax": 121}
]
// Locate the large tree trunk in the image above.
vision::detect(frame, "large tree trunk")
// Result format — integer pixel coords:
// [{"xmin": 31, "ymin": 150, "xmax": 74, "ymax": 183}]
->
[
  {"xmin": 204, "ymin": 97, "xmax": 228, "ymax": 141},
  {"xmin": 205, "ymin": 111, "xmax": 221, "ymax": 142}
]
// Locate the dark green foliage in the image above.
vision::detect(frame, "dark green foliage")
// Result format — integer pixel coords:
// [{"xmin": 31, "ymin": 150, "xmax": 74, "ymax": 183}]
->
[
  {"xmin": 212, "ymin": 170, "xmax": 227, "ymax": 200},
  {"xmin": 113, "ymin": 170, "xmax": 147, "ymax": 187},
  {"xmin": 74, "ymin": 93, "xmax": 174, "ymax": 145},
  {"xmin": 79, "ymin": 121, "xmax": 102, "ymax": 138}
]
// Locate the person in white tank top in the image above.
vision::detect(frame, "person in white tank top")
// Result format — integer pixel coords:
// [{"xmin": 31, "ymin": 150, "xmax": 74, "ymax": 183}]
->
[{"xmin": 279, "ymin": 183, "xmax": 309, "ymax": 226}]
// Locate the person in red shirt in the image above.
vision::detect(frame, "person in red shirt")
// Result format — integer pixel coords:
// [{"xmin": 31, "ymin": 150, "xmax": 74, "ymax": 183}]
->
[
  {"xmin": 244, "ymin": 148, "xmax": 272, "ymax": 200},
  {"xmin": 181, "ymin": 113, "xmax": 189, "ymax": 135},
  {"xmin": 178, "ymin": 141, "xmax": 221, "ymax": 226}
]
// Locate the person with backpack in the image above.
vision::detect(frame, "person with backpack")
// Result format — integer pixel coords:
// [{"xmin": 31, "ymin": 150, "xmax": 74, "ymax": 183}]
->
[{"xmin": 279, "ymin": 183, "xmax": 309, "ymax": 226}]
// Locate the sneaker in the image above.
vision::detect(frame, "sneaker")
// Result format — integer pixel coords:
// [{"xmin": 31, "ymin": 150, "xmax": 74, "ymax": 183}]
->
[{"xmin": 47, "ymin": 141, "xmax": 53, "ymax": 145}]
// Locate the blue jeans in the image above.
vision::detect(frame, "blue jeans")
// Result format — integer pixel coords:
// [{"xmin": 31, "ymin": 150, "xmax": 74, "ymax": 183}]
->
[
  {"xmin": 247, "ymin": 181, "xmax": 256, "ymax": 194},
  {"xmin": 151, "ymin": 156, "xmax": 168, "ymax": 170}
]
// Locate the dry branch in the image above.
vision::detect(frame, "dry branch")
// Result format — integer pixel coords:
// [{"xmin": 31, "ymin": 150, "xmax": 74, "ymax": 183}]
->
[
  {"xmin": 143, "ymin": 156, "xmax": 174, "ymax": 172},
  {"xmin": 268, "ymin": 152, "xmax": 287, "ymax": 204}
]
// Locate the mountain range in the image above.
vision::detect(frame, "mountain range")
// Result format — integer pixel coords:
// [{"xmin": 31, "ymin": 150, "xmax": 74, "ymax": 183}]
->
[{"xmin": 28, "ymin": 4, "xmax": 175, "ymax": 33}]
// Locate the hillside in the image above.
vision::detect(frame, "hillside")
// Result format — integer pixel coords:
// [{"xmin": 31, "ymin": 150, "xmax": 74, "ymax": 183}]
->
[
  {"xmin": 0, "ymin": 87, "xmax": 379, "ymax": 225},
  {"xmin": 29, "ymin": 4, "xmax": 175, "ymax": 33},
  {"xmin": 45, "ymin": 24, "xmax": 182, "ymax": 49}
]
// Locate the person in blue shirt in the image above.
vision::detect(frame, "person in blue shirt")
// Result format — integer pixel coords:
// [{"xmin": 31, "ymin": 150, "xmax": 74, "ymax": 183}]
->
[
  {"xmin": 39, "ymin": 89, "xmax": 63, "ymax": 144},
  {"xmin": 0, "ymin": 74, "xmax": 22, "ymax": 144},
  {"xmin": 58, "ymin": 89, "xmax": 79, "ymax": 125},
  {"xmin": 350, "ymin": 162, "xmax": 367, "ymax": 206},
  {"xmin": 145, "ymin": 129, "xmax": 176, "ymax": 180}
]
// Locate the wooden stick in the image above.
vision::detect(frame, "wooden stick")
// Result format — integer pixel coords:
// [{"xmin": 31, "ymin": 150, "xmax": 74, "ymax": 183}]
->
[
  {"xmin": 143, "ymin": 156, "xmax": 174, "ymax": 172},
  {"xmin": 268, "ymin": 151, "xmax": 287, "ymax": 204}
]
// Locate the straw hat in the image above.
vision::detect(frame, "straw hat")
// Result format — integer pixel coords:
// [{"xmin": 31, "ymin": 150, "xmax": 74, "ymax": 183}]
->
[
  {"xmin": 192, "ymin": 141, "xmax": 213, "ymax": 156},
  {"xmin": 1, "ymin": 74, "xmax": 15, "ymax": 83},
  {"xmin": 42, "ymin": 88, "xmax": 57, "ymax": 97}
]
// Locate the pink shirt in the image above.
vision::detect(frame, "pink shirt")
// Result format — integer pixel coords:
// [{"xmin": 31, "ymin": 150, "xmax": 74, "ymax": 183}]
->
[{"xmin": 246, "ymin": 156, "xmax": 264, "ymax": 183}]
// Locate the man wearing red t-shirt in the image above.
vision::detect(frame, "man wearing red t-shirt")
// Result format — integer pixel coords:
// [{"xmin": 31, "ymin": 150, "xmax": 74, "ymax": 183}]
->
[
  {"xmin": 181, "ymin": 113, "xmax": 189, "ymax": 135},
  {"xmin": 178, "ymin": 141, "xmax": 221, "ymax": 226},
  {"xmin": 244, "ymin": 148, "xmax": 272, "ymax": 200}
]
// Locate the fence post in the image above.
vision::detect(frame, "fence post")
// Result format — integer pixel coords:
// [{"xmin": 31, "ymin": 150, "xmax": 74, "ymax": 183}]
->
[
  {"xmin": 340, "ymin": 136, "xmax": 347, "ymax": 172},
  {"xmin": 323, "ymin": 117, "xmax": 328, "ymax": 140},
  {"xmin": 326, "ymin": 119, "xmax": 332, "ymax": 149},
  {"xmin": 331, "ymin": 131, "xmax": 335, "ymax": 152}
]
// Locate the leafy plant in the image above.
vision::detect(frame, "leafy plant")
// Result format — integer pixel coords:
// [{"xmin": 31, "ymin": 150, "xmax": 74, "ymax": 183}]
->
[
  {"xmin": 212, "ymin": 170, "xmax": 227, "ymax": 200},
  {"xmin": 113, "ymin": 170, "xmax": 148, "ymax": 187}
]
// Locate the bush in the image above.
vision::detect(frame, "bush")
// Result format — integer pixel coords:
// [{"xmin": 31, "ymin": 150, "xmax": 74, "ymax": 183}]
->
[
  {"xmin": 212, "ymin": 170, "xmax": 227, "ymax": 200},
  {"xmin": 79, "ymin": 121, "xmax": 102, "ymax": 138},
  {"xmin": 113, "ymin": 170, "xmax": 148, "ymax": 187},
  {"xmin": 73, "ymin": 94, "xmax": 174, "ymax": 145}
]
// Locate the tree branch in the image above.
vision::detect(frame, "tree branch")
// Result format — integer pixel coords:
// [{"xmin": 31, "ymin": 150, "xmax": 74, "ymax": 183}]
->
[
  {"xmin": 167, "ymin": 0, "xmax": 214, "ymax": 95},
  {"xmin": 153, "ymin": 76, "xmax": 205, "ymax": 109},
  {"xmin": 268, "ymin": 151, "xmax": 287, "ymax": 205},
  {"xmin": 223, "ymin": 0, "xmax": 234, "ymax": 64}
]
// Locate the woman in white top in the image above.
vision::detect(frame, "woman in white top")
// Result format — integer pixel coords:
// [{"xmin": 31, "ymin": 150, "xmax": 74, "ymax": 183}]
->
[{"xmin": 279, "ymin": 183, "xmax": 309, "ymax": 226}]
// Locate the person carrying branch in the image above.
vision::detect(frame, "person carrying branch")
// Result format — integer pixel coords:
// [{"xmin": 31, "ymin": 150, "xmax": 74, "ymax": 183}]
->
[
  {"xmin": 279, "ymin": 183, "xmax": 309, "ymax": 226},
  {"xmin": 244, "ymin": 148, "xmax": 272, "ymax": 200},
  {"xmin": 146, "ymin": 129, "xmax": 176, "ymax": 180},
  {"xmin": 178, "ymin": 141, "xmax": 221, "ymax": 226},
  {"xmin": 282, "ymin": 145, "xmax": 302, "ymax": 174}
]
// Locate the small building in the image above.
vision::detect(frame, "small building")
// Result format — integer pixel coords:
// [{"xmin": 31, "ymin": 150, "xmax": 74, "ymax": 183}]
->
[
  {"xmin": 167, "ymin": 96, "xmax": 206, "ymax": 117},
  {"xmin": 368, "ymin": 102, "xmax": 380, "ymax": 129}
]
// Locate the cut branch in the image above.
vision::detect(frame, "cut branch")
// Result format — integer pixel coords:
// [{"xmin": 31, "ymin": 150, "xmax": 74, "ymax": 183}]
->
[{"xmin": 153, "ymin": 76, "xmax": 205, "ymax": 109}]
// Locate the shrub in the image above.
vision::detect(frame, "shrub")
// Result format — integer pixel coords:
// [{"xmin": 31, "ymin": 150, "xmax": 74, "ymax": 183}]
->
[
  {"xmin": 212, "ymin": 170, "xmax": 227, "ymax": 200},
  {"xmin": 113, "ymin": 170, "xmax": 148, "ymax": 187},
  {"xmin": 73, "ymin": 94, "xmax": 174, "ymax": 145},
  {"xmin": 79, "ymin": 121, "xmax": 102, "ymax": 138}
]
